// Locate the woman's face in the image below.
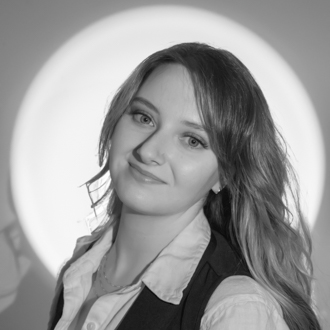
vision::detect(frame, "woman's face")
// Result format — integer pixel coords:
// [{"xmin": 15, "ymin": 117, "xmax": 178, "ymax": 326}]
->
[{"xmin": 109, "ymin": 64, "xmax": 219, "ymax": 216}]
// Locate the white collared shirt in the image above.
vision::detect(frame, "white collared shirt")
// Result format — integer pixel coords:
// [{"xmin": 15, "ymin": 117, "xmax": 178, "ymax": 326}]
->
[{"xmin": 54, "ymin": 211, "xmax": 289, "ymax": 330}]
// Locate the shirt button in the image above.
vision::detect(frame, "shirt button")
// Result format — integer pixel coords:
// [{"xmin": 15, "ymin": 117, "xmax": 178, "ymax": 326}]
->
[{"xmin": 87, "ymin": 322, "xmax": 96, "ymax": 330}]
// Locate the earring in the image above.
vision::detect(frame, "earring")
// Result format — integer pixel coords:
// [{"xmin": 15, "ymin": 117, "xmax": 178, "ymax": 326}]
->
[{"xmin": 212, "ymin": 186, "xmax": 222, "ymax": 194}]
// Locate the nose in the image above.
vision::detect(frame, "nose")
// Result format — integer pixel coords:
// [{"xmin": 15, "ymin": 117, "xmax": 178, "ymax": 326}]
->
[{"xmin": 135, "ymin": 131, "xmax": 168, "ymax": 165}]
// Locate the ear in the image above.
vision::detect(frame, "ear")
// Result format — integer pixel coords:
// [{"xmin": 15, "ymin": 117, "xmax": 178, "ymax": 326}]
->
[{"xmin": 211, "ymin": 181, "xmax": 221, "ymax": 194}]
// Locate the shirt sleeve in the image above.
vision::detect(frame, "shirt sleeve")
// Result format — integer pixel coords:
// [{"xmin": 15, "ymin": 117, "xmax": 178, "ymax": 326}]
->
[{"xmin": 200, "ymin": 276, "xmax": 290, "ymax": 330}]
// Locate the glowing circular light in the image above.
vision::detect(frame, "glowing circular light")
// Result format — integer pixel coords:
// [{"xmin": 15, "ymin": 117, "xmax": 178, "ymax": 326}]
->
[{"xmin": 10, "ymin": 5, "xmax": 325, "ymax": 277}]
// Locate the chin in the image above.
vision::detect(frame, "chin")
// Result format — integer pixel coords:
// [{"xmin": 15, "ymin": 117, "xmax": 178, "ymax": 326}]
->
[{"xmin": 118, "ymin": 192, "xmax": 174, "ymax": 216}]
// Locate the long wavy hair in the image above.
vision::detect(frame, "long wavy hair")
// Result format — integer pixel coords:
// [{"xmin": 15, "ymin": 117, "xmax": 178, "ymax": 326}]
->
[{"xmin": 86, "ymin": 43, "xmax": 320, "ymax": 330}]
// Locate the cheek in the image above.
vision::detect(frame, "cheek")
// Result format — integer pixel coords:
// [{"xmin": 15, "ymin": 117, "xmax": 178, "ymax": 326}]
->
[
  {"xmin": 110, "ymin": 118, "xmax": 147, "ymax": 156},
  {"xmin": 109, "ymin": 122, "xmax": 132, "ymax": 160},
  {"xmin": 109, "ymin": 124, "xmax": 126, "ymax": 179},
  {"xmin": 177, "ymin": 156, "xmax": 219, "ymax": 190}
]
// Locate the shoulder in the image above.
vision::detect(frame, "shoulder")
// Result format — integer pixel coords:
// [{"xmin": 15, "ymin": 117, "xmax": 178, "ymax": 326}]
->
[{"xmin": 201, "ymin": 276, "xmax": 289, "ymax": 330}]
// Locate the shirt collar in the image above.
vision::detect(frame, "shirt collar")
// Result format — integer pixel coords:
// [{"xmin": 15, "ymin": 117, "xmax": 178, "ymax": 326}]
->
[
  {"xmin": 64, "ymin": 210, "xmax": 210, "ymax": 305},
  {"xmin": 63, "ymin": 228, "xmax": 113, "ymax": 283},
  {"xmin": 141, "ymin": 210, "xmax": 211, "ymax": 304}
]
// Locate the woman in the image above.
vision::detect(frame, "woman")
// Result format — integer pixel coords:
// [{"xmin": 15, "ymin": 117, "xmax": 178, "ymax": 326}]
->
[{"xmin": 48, "ymin": 43, "xmax": 321, "ymax": 330}]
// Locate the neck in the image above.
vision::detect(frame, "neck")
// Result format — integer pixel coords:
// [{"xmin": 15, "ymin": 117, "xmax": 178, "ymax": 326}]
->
[{"xmin": 105, "ymin": 203, "xmax": 203, "ymax": 285}]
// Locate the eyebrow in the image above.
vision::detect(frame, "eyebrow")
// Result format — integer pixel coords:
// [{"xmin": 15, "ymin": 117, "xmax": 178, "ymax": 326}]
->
[
  {"xmin": 131, "ymin": 96, "xmax": 159, "ymax": 113},
  {"xmin": 132, "ymin": 96, "xmax": 206, "ymax": 132},
  {"xmin": 181, "ymin": 120, "xmax": 206, "ymax": 132}
]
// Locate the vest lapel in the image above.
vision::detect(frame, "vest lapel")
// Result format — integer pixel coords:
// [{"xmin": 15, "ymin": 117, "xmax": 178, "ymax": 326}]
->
[
  {"xmin": 116, "ymin": 233, "xmax": 217, "ymax": 330},
  {"xmin": 181, "ymin": 232, "xmax": 250, "ymax": 330},
  {"xmin": 117, "ymin": 231, "xmax": 250, "ymax": 330},
  {"xmin": 116, "ymin": 286, "xmax": 181, "ymax": 330}
]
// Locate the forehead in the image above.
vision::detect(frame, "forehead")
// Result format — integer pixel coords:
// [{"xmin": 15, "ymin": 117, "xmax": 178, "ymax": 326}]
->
[{"xmin": 136, "ymin": 64, "xmax": 201, "ymax": 121}]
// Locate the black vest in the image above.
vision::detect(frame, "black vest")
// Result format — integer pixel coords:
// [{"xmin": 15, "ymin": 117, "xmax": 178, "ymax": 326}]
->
[{"xmin": 48, "ymin": 230, "xmax": 251, "ymax": 330}]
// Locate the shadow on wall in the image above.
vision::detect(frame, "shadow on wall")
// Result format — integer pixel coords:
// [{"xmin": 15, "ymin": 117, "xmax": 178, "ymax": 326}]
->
[
  {"xmin": 0, "ymin": 181, "xmax": 55, "ymax": 329},
  {"xmin": 0, "ymin": 177, "xmax": 31, "ymax": 314},
  {"xmin": 0, "ymin": 220, "xmax": 30, "ymax": 313}
]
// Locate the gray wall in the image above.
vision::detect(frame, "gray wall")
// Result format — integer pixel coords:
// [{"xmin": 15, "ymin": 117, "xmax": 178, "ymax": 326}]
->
[{"xmin": 0, "ymin": 0, "xmax": 329, "ymax": 329}]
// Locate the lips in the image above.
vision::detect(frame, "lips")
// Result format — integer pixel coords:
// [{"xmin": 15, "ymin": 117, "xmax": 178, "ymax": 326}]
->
[{"xmin": 129, "ymin": 162, "xmax": 166, "ymax": 184}]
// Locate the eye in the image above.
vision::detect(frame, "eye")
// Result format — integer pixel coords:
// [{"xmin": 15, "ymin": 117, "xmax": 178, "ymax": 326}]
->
[
  {"xmin": 188, "ymin": 137, "xmax": 200, "ymax": 147},
  {"xmin": 185, "ymin": 135, "xmax": 208, "ymax": 149},
  {"xmin": 131, "ymin": 111, "xmax": 154, "ymax": 127}
]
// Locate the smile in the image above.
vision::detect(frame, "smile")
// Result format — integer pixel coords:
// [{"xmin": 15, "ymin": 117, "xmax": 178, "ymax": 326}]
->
[{"xmin": 129, "ymin": 162, "xmax": 166, "ymax": 184}]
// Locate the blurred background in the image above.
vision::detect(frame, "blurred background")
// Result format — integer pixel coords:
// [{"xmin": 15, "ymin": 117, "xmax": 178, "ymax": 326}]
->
[{"xmin": 0, "ymin": 0, "xmax": 329, "ymax": 329}]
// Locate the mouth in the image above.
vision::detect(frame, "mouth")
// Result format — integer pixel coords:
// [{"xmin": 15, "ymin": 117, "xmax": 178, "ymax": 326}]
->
[{"xmin": 129, "ymin": 162, "xmax": 166, "ymax": 184}]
